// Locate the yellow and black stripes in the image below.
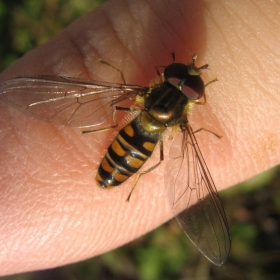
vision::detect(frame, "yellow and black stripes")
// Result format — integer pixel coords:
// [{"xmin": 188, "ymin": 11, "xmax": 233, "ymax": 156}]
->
[
  {"xmin": 96, "ymin": 114, "xmax": 161, "ymax": 188},
  {"xmin": 97, "ymin": 80, "xmax": 190, "ymax": 188}
]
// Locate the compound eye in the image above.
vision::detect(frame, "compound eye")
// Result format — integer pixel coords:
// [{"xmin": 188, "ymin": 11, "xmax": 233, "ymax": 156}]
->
[{"xmin": 164, "ymin": 63, "xmax": 205, "ymax": 100}]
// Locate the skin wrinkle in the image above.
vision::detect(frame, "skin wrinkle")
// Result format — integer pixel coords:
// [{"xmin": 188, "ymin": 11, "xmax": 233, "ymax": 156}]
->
[
  {"xmin": 67, "ymin": 12, "xmax": 122, "ymax": 78},
  {"xmin": 122, "ymin": 48, "xmax": 147, "ymax": 86},
  {"xmin": 125, "ymin": 5, "xmax": 162, "ymax": 74},
  {"xmin": 124, "ymin": 0, "xmax": 144, "ymax": 31},
  {"xmin": 50, "ymin": 130, "xmax": 82, "ymax": 164},
  {"xmin": 99, "ymin": 4, "xmax": 147, "ymax": 83},
  {"xmin": 225, "ymin": 1, "xmax": 279, "ymax": 56},
  {"xmin": 109, "ymin": 16, "xmax": 151, "ymax": 82},
  {"xmin": 64, "ymin": 29, "xmax": 92, "ymax": 80},
  {"xmin": 5, "ymin": 134, "xmax": 36, "ymax": 182},
  {"xmin": 78, "ymin": 36, "xmax": 105, "ymax": 71},
  {"xmin": 262, "ymin": 4, "xmax": 280, "ymax": 27},
  {"xmin": 102, "ymin": 5, "xmax": 130, "ymax": 56},
  {"xmin": 28, "ymin": 49, "xmax": 52, "ymax": 76},
  {"xmin": 209, "ymin": 12, "xmax": 237, "ymax": 61},
  {"xmin": 121, "ymin": 5, "xmax": 183, "ymax": 79},
  {"xmin": 148, "ymin": 8, "xmax": 191, "ymax": 68},
  {"xmin": 150, "ymin": 0, "xmax": 184, "ymax": 36},
  {"xmin": 145, "ymin": 3, "xmax": 169, "ymax": 36},
  {"xmin": 238, "ymin": 1, "xmax": 272, "ymax": 35},
  {"xmin": 144, "ymin": 6, "xmax": 184, "ymax": 57},
  {"xmin": 21, "ymin": 133, "xmax": 56, "ymax": 175},
  {"xmin": 38, "ymin": 34, "xmax": 76, "ymax": 76}
]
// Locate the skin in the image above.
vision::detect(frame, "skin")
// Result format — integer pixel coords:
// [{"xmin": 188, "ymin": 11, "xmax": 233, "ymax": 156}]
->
[{"xmin": 0, "ymin": 0, "xmax": 280, "ymax": 275}]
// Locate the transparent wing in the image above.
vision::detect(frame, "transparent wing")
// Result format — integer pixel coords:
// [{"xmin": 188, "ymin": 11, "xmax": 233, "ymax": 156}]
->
[
  {"xmin": 165, "ymin": 122, "xmax": 230, "ymax": 265},
  {"xmin": 0, "ymin": 75, "xmax": 146, "ymax": 129}
]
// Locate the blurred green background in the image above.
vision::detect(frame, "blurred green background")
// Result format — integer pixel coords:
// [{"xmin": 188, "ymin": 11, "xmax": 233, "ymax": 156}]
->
[{"xmin": 1, "ymin": 1, "xmax": 280, "ymax": 279}]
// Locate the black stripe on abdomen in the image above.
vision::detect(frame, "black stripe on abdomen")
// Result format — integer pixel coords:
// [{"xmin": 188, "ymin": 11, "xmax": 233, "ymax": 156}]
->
[{"xmin": 96, "ymin": 115, "xmax": 160, "ymax": 188}]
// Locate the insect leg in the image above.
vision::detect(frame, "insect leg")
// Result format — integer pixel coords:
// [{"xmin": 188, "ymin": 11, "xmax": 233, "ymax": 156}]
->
[
  {"xmin": 193, "ymin": 96, "xmax": 206, "ymax": 105},
  {"xmin": 154, "ymin": 53, "xmax": 176, "ymax": 76},
  {"xmin": 154, "ymin": 64, "xmax": 166, "ymax": 77},
  {"xmin": 205, "ymin": 77, "xmax": 218, "ymax": 87},
  {"xmin": 99, "ymin": 59, "xmax": 126, "ymax": 84},
  {"xmin": 82, "ymin": 106, "xmax": 131, "ymax": 134},
  {"xmin": 191, "ymin": 54, "xmax": 209, "ymax": 70},
  {"xmin": 126, "ymin": 137, "xmax": 164, "ymax": 202},
  {"xmin": 192, "ymin": 77, "xmax": 219, "ymax": 105},
  {"xmin": 193, "ymin": 128, "xmax": 222, "ymax": 139}
]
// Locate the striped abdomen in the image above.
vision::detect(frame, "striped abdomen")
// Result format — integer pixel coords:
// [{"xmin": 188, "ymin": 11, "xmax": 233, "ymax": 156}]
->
[{"xmin": 96, "ymin": 113, "xmax": 162, "ymax": 188}]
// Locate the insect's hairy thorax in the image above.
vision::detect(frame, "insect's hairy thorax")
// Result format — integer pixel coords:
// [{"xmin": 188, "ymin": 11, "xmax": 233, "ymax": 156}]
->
[{"xmin": 145, "ymin": 81, "xmax": 189, "ymax": 127}]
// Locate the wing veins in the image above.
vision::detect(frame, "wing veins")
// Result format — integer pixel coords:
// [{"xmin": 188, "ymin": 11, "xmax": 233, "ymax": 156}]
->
[{"xmin": 0, "ymin": 75, "xmax": 146, "ymax": 128}]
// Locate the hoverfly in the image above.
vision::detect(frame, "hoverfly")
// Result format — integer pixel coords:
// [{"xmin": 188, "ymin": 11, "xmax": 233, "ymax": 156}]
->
[{"xmin": 0, "ymin": 54, "xmax": 230, "ymax": 265}]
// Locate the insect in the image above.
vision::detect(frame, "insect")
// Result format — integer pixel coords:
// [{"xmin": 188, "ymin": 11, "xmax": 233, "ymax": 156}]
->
[{"xmin": 0, "ymin": 54, "xmax": 230, "ymax": 265}]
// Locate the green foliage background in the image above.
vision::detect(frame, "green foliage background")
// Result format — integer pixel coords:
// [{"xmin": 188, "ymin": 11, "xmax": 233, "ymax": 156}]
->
[{"xmin": 1, "ymin": 1, "xmax": 280, "ymax": 279}]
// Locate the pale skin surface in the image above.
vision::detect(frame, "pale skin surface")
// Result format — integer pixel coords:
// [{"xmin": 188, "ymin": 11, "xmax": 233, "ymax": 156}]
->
[{"xmin": 0, "ymin": 0, "xmax": 280, "ymax": 275}]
